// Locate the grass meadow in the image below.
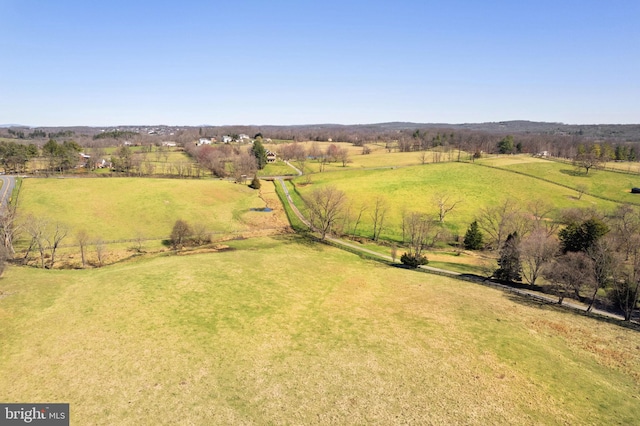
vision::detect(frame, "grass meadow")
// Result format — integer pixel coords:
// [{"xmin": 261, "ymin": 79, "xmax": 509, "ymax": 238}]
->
[
  {"xmin": 477, "ymin": 155, "xmax": 640, "ymax": 205},
  {"xmin": 0, "ymin": 236, "xmax": 639, "ymax": 425},
  {"xmin": 13, "ymin": 178, "xmax": 289, "ymax": 266},
  {"xmin": 290, "ymin": 160, "xmax": 620, "ymax": 241}
]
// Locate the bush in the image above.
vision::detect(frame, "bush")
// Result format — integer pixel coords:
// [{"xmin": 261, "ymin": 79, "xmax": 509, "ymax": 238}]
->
[
  {"xmin": 249, "ymin": 175, "xmax": 261, "ymax": 189},
  {"xmin": 400, "ymin": 252, "xmax": 428, "ymax": 268}
]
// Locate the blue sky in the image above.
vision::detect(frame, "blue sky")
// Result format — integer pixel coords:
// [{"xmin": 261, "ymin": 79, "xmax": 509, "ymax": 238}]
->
[{"xmin": 1, "ymin": 0, "xmax": 638, "ymax": 126}]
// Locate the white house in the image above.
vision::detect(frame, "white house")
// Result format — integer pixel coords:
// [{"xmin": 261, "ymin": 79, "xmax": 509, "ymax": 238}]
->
[
  {"xmin": 197, "ymin": 138, "xmax": 213, "ymax": 146},
  {"xmin": 222, "ymin": 135, "xmax": 233, "ymax": 143}
]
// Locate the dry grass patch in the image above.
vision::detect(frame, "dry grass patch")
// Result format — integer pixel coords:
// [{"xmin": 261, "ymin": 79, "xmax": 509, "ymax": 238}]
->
[{"xmin": 1, "ymin": 237, "xmax": 639, "ymax": 424}]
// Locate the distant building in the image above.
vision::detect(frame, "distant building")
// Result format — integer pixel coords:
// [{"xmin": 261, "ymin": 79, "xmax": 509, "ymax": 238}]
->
[
  {"xmin": 162, "ymin": 141, "xmax": 177, "ymax": 147},
  {"xmin": 197, "ymin": 138, "xmax": 213, "ymax": 146},
  {"xmin": 266, "ymin": 150, "xmax": 277, "ymax": 163},
  {"xmin": 222, "ymin": 135, "xmax": 233, "ymax": 143}
]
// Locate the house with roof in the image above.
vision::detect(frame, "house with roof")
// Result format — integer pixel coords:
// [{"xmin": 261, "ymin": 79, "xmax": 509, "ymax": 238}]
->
[
  {"xmin": 197, "ymin": 138, "xmax": 213, "ymax": 146},
  {"xmin": 266, "ymin": 150, "xmax": 277, "ymax": 163}
]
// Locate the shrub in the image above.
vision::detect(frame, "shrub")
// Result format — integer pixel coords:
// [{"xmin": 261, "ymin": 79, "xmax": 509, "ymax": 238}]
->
[
  {"xmin": 400, "ymin": 252, "xmax": 428, "ymax": 268},
  {"xmin": 249, "ymin": 175, "xmax": 261, "ymax": 189}
]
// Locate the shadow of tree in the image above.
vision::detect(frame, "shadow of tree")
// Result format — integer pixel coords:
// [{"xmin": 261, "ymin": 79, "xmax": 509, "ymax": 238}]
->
[{"xmin": 560, "ymin": 169, "xmax": 588, "ymax": 177}]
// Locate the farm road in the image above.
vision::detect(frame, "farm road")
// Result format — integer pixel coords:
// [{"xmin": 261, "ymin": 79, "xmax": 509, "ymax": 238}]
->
[
  {"xmin": 0, "ymin": 175, "xmax": 16, "ymax": 210},
  {"xmin": 275, "ymin": 177, "xmax": 625, "ymax": 322}
]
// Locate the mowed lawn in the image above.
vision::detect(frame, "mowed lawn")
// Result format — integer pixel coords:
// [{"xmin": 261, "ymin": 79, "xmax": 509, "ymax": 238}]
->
[
  {"xmin": 292, "ymin": 162, "xmax": 619, "ymax": 240},
  {"xmin": 0, "ymin": 236, "xmax": 638, "ymax": 425},
  {"xmin": 15, "ymin": 178, "xmax": 274, "ymax": 242}
]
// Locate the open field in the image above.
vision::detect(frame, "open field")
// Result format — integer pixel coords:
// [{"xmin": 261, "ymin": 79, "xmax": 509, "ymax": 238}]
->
[
  {"xmin": 0, "ymin": 236, "xmax": 638, "ymax": 424},
  {"xmin": 477, "ymin": 155, "xmax": 640, "ymax": 205},
  {"xmin": 290, "ymin": 161, "xmax": 619, "ymax": 241},
  {"xmin": 265, "ymin": 141, "xmax": 468, "ymax": 173},
  {"xmin": 13, "ymin": 178, "xmax": 289, "ymax": 266}
]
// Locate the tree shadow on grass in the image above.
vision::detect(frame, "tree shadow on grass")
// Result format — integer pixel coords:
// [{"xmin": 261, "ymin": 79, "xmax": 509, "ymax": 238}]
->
[
  {"xmin": 560, "ymin": 169, "xmax": 588, "ymax": 177},
  {"xmin": 504, "ymin": 293, "xmax": 640, "ymax": 331}
]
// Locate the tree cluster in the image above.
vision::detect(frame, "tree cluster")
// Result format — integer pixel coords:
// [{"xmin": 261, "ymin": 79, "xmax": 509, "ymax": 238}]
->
[
  {"xmin": 0, "ymin": 141, "xmax": 38, "ymax": 173},
  {"xmin": 169, "ymin": 219, "xmax": 211, "ymax": 250},
  {"xmin": 184, "ymin": 143, "xmax": 257, "ymax": 182},
  {"xmin": 42, "ymin": 139, "xmax": 82, "ymax": 172}
]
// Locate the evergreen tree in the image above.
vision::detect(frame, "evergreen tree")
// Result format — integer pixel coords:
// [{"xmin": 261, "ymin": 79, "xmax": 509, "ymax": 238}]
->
[
  {"xmin": 497, "ymin": 135, "xmax": 515, "ymax": 154},
  {"xmin": 558, "ymin": 218, "xmax": 608, "ymax": 253},
  {"xmin": 463, "ymin": 221, "xmax": 483, "ymax": 250},
  {"xmin": 251, "ymin": 140, "xmax": 268, "ymax": 170},
  {"xmin": 249, "ymin": 175, "xmax": 261, "ymax": 189},
  {"xmin": 494, "ymin": 232, "xmax": 522, "ymax": 282}
]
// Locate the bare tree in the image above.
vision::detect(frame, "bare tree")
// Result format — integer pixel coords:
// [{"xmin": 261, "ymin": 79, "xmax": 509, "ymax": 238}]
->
[
  {"xmin": 610, "ymin": 204, "xmax": 640, "ymax": 260},
  {"xmin": 611, "ymin": 249, "xmax": 640, "ymax": 321},
  {"xmin": 45, "ymin": 222, "xmax": 68, "ymax": 269},
  {"xmin": 191, "ymin": 222, "xmax": 210, "ymax": 246},
  {"xmin": 575, "ymin": 183, "xmax": 589, "ymax": 200},
  {"xmin": 419, "ymin": 151, "xmax": 428, "ymax": 165},
  {"xmin": 527, "ymin": 199, "xmax": 558, "ymax": 237},
  {"xmin": 0, "ymin": 206, "xmax": 19, "ymax": 254},
  {"xmin": 477, "ymin": 199, "xmax": 524, "ymax": 249},
  {"xmin": 76, "ymin": 229, "xmax": 90, "ymax": 268},
  {"xmin": 24, "ymin": 216, "xmax": 48, "ymax": 267},
  {"xmin": 543, "ymin": 252, "xmax": 595, "ymax": 305},
  {"xmin": 133, "ymin": 231, "xmax": 146, "ymax": 253},
  {"xmin": 573, "ymin": 151, "xmax": 601, "ymax": 175},
  {"xmin": 170, "ymin": 219, "xmax": 192, "ymax": 249},
  {"xmin": 305, "ymin": 186, "xmax": 346, "ymax": 239},
  {"xmin": 434, "ymin": 193, "xmax": 461, "ymax": 223},
  {"xmin": 585, "ymin": 237, "xmax": 618, "ymax": 312},
  {"xmin": 403, "ymin": 211, "xmax": 433, "ymax": 258},
  {"xmin": 350, "ymin": 203, "xmax": 367, "ymax": 239},
  {"xmin": 370, "ymin": 196, "xmax": 388, "ymax": 241},
  {"xmin": 95, "ymin": 238, "xmax": 107, "ymax": 267},
  {"xmin": 520, "ymin": 228, "xmax": 559, "ymax": 285}
]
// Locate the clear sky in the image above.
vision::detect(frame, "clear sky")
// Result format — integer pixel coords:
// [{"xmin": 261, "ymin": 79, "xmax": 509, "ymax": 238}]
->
[{"xmin": 1, "ymin": 0, "xmax": 638, "ymax": 126}]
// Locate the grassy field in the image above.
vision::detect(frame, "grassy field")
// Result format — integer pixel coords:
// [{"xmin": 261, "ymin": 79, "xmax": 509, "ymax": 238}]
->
[
  {"xmin": 265, "ymin": 141, "xmax": 468, "ymax": 173},
  {"xmin": 477, "ymin": 155, "xmax": 640, "ymax": 205},
  {"xmin": 13, "ymin": 178, "xmax": 289, "ymax": 266},
  {"xmin": 290, "ymin": 161, "xmax": 619, "ymax": 241},
  {"xmin": 0, "ymin": 236, "xmax": 638, "ymax": 424}
]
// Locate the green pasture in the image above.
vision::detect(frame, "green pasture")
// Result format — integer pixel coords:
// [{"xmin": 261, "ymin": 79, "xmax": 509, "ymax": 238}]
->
[
  {"xmin": 267, "ymin": 141, "xmax": 467, "ymax": 173},
  {"xmin": 0, "ymin": 236, "xmax": 638, "ymax": 424},
  {"xmin": 478, "ymin": 155, "xmax": 640, "ymax": 205},
  {"xmin": 259, "ymin": 160, "xmax": 298, "ymax": 177},
  {"xmin": 15, "ymin": 177, "xmax": 268, "ymax": 243},
  {"xmin": 291, "ymin": 162, "xmax": 618, "ymax": 241}
]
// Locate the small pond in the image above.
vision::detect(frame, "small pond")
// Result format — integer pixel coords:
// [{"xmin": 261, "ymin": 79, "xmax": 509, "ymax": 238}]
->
[{"xmin": 250, "ymin": 207, "xmax": 273, "ymax": 212}]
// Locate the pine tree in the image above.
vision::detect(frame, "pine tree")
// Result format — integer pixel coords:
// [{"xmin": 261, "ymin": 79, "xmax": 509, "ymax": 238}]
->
[
  {"xmin": 251, "ymin": 140, "xmax": 268, "ymax": 170},
  {"xmin": 494, "ymin": 232, "xmax": 522, "ymax": 282},
  {"xmin": 463, "ymin": 221, "xmax": 483, "ymax": 250}
]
